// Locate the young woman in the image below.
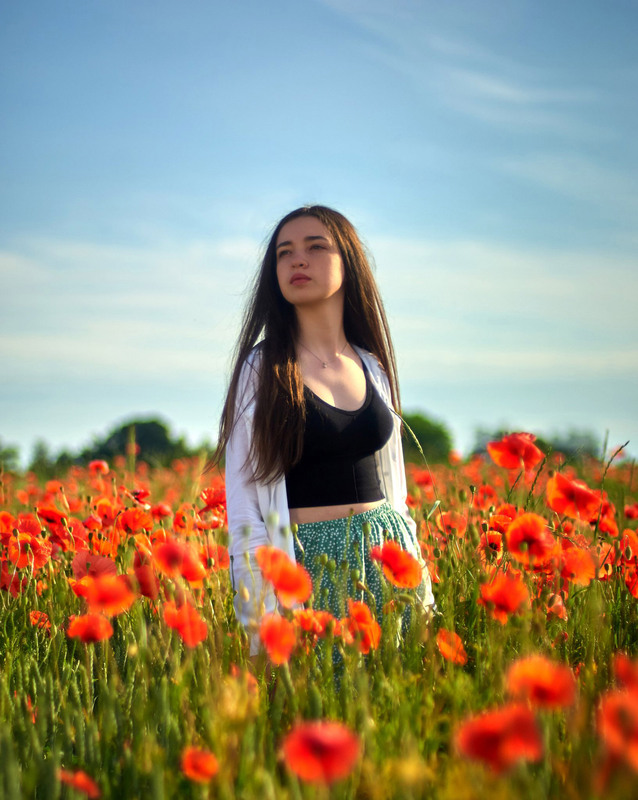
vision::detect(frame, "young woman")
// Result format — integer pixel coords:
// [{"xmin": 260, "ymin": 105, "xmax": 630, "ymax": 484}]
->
[{"xmin": 214, "ymin": 205, "xmax": 434, "ymax": 653}]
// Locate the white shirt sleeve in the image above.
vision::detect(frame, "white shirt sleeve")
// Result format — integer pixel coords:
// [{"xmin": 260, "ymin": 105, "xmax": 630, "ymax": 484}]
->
[{"xmin": 224, "ymin": 357, "xmax": 278, "ymax": 654}]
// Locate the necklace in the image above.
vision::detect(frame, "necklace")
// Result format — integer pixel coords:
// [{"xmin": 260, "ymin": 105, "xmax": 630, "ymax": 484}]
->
[{"xmin": 298, "ymin": 340, "xmax": 349, "ymax": 369}]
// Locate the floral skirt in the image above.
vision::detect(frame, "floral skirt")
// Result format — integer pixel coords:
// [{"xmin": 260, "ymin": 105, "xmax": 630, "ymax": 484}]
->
[{"xmin": 292, "ymin": 502, "xmax": 433, "ymax": 626}]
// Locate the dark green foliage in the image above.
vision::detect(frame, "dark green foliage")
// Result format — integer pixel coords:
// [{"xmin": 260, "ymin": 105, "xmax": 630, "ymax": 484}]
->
[{"xmin": 402, "ymin": 411, "xmax": 453, "ymax": 463}]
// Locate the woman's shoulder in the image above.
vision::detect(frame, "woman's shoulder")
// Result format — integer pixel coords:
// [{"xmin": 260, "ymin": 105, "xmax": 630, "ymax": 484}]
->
[{"xmin": 354, "ymin": 346, "xmax": 386, "ymax": 374}]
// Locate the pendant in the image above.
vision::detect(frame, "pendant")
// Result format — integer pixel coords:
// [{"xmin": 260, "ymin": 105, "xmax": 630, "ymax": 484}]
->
[{"xmin": 321, "ymin": 362, "xmax": 327, "ymax": 368}]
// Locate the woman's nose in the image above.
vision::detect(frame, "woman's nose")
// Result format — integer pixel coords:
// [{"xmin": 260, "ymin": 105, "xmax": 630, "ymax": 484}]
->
[{"xmin": 292, "ymin": 252, "xmax": 308, "ymax": 268}]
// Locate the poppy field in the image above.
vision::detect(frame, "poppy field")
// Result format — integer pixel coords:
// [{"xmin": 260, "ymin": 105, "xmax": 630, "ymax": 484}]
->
[{"xmin": 1, "ymin": 433, "xmax": 638, "ymax": 799}]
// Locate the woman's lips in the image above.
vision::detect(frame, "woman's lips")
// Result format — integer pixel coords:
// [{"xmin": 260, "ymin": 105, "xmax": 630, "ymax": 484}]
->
[{"xmin": 290, "ymin": 274, "xmax": 310, "ymax": 285}]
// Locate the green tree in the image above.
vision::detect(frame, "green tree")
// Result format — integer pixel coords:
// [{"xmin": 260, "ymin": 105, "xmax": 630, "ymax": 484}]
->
[
  {"xmin": 401, "ymin": 411, "xmax": 453, "ymax": 464},
  {"xmin": 0, "ymin": 438, "xmax": 20, "ymax": 472}
]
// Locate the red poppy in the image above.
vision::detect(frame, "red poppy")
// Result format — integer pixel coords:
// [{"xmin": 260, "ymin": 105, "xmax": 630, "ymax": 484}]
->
[
  {"xmin": 117, "ymin": 507, "xmax": 153, "ymax": 535},
  {"xmin": 478, "ymin": 531, "xmax": 504, "ymax": 565},
  {"xmin": 283, "ymin": 720, "xmax": 360, "ymax": 784},
  {"xmin": 505, "ymin": 513, "xmax": 558, "ymax": 568},
  {"xmin": 35, "ymin": 506, "xmax": 68, "ymax": 527},
  {"xmin": 546, "ymin": 593, "xmax": 568, "ymax": 620},
  {"xmin": 625, "ymin": 503, "xmax": 638, "ymax": 520},
  {"xmin": 255, "ymin": 546, "xmax": 313, "ymax": 607},
  {"xmin": 67, "ymin": 614, "xmax": 113, "ymax": 643},
  {"xmin": 259, "ymin": 613, "xmax": 297, "ymax": 664},
  {"xmin": 486, "ymin": 432, "xmax": 544, "ymax": 471},
  {"xmin": 7, "ymin": 532, "xmax": 52, "ymax": 571},
  {"xmin": 560, "ymin": 546, "xmax": 596, "ymax": 586},
  {"xmin": 85, "ymin": 574, "xmax": 136, "ymax": 616},
  {"xmin": 293, "ymin": 608, "xmax": 336, "ymax": 638},
  {"xmin": 133, "ymin": 552, "xmax": 160, "ymax": 600},
  {"xmin": 181, "ymin": 746, "xmax": 219, "ymax": 782},
  {"xmin": 598, "ymin": 689, "xmax": 638, "ymax": 771},
  {"xmin": 202, "ymin": 542, "xmax": 230, "ymax": 571},
  {"xmin": 72, "ymin": 550, "xmax": 118, "ymax": 580},
  {"xmin": 89, "ymin": 460, "xmax": 109, "ymax": 475},
  {"xmin": 506, "ymin": 655, "xmax": 576, "ymax": 709},
  {"xmin": 29, "ymin": 610, "xmax": 51, "ymax": 631},
  {"xmin": 345, "ymin": 600, "xmax": 381, "ymax": 654},
  {"xmin": 436, "ymin": 511, "xmax": 467, "ymax": 538},
  {"xmin": 153, "ymin": 539, "xmax": 207, "ymax": 583},
  {"xmin": 478, "ymin": 571, "xmax": 529, "ymax": 624},
  {"xmin": 58, "ymin": 769, "xmax": 101, "ymax": 798},
  {"xmin": 456, "ymin": 703, "xmax": 543, "ymax": 774},
  {"xmin": 163, "ymin": 601, "xmax": 208, "ymax": 647},
  {"xmin": 546, "ymin": 473, "xmax": 600, "ymax": 520},
  {"xmin": 436, "ymin": 629, "xmax": 468, "ymax": 665},
  {"xmin": 614, "ymin": 653, "xmax": 638, "ymax": 694},
  {"xmin": 200, "ymin": 486, "xmax": 226, "ymax": 510},
  {"xmin": 370, "ymin": 540, "xmax": 423, "ymax": 588}
]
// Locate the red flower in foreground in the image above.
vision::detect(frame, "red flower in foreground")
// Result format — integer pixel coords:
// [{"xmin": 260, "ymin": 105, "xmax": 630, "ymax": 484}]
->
[
  {"xmin": 487, "ymin": 432, "xmax": 544, "ymax": 471},
  {"xmin": 560, "ymin": 546, "xmax": 596, "ymax": 586},
  {"xmin": 85, "ymin": 574, "xmax": 136, "ymax": 616},
  {"xmin": 67, "ymin": 614, "xmax": 113, "ymax": 643},
  {"xmin": 436, "ymin": 629, "xmax": 468, "ymax": 665},
  {"xmin": 456, "ymin": 703, "xmax": 543, "ymax": 774},
  {"xmin": 546, "ymin": 472, "xmax": 600, "ymax": 520},
  {"xmin": 505, "ymin": 513, "xmax": 558, "ymax": 568},
  {"xmin": 478, "ymin": 571, "xmax": 529, "ymax": 625},
  {"xmin": 283, "ymin": 720, "xmax": 360, "ymax": 784},
  {"xmin": 72, "ymin": 550, "xmax": 117, "ymax": 579},
  {"xmin": 345, "ymin": 600, "xmax": 381, "ymax": 654},
  {"xmin": 153, "ymin": 539, "xmax": 206, "ymax": 583},
  {"xmin": 370, "ymin": 540, "xmax": 423, "ymax": 588},
  {"xmin": 506, "ymin": 655, "xmax": 576, "ymax": 709},
  {"xmin": 614, "ymin": 653, "xmax": 638, "ymax": 693},
  {"xmin": 598, "ymin": 689, "xmax": 638, "ymax": 772},
  {"xmin": 181, "ymin": 746, "xmax": 219, "ymax": 783},
  {"xmin": 259, "ymin": 613, "xmax": 297, "ymax": 664},
  {"xmin": 164, "ymin": 601, "xmax": 208, "ymax": 647},
  {"xmin": 255, "ymin": 546, "xmax": 313, "ymax": 607},
  {"xmin": 58, "ymin": 769, "xmax": 101, "ymax": 798}
]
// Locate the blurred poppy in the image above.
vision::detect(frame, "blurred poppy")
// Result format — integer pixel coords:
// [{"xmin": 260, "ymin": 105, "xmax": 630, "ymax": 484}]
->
[
  {"xmin": 29, "ymin": 610, "xmax": 51, "ymax": 631},
  {"xmin": 153, "ymin": 539, "xmax": 206, "ymax": 583},
  {"xmin": 35, "ymin": 506, "xmax": 67, "ymax": 527},
  {"xmin": 117, "ymin": 507, "xmax": 153, "ymax": 535},
  {"xmin": 67, "ymin": 614, "xmax": 113, "ymax": 643},
  {"xmin": 259, "ymin": 612, "xmax": 297, "ymax": 664},
  {"xmin": 436, "ymin": 511, "xmax": 467, "ymax": 538},
  {"xmin": 598, "ymin": 689, "xmax": 638, "ymax": 772},
  {"xmin": 88, "ymin": 460, "xmax": 109, "ymax": 475},
  {"xmin": 293, "ymin": 608, "xmax": 336, "ymax": 638},
  {"xmin": 436, "ymin": 629, "xmax": 468, "ymax": 665},
  {"xmin": 133, "ymin": 552, "xmax": 160, "ymax": 600},
  {"xmin": 560, "ymin": 546, "xmax": 596, "ymax": 586},
  {"xmin": 546, "ymin": 473, "xmax": 600, "ymax": 520},
  {"xmin": 487, "ymin": 432, "xmax": 544, "ymax": 471},
  {"xmin": 625, "ymin": 503, "xmax": 638, "ymax": 520},
  {"xmin": 614, "ymin": 653, "xmax": 638, "ymax": 693},
  {"xmin": 345, "ymin": 600, "xmax": 381, "ymax": 654},
  {"xmin": 546, "ymin": 593, "xmax": 568, "ymax": 620},
  {"xmin": 506, "ymin": 655, "xmax": 576, "ymax": 708},
  {"xmin": 478, "ymin": 571, "xmax": 529, "ymax": 624},
  {"xmin": 85, "ymin": 574, "xmax": 136, "ymax": 616},
  {"xmin": 370, "ymin": 540, "xmax": 423, "ymax": 588},
  {"xmin": 181, "ymin": 746, "xmax": 219, "ymax": 782},
  {"xmin": 283, "ymin": 720, "xmax": 360, "ymax": 784},
  {"xmin": 72, "ymin": 550, "xmax": 117, "ymax": 579},
  {"xmin": 255, "ymin": 546, "xmax": 312, "ymax": 607},
  {"xmin": 505, "ymin": 513, "xmax": 558, "ymax": 568},
  {"xmin": 456, "ymin": 703, "xmax": 543, "ymax": 774},
  {"xmin": 58, "ymin": 769, "xmax": 101, "ymax": 798},
  {"xmin": 202, "ymin": 542, "xmax": 230, "ymax": 571},
  {"xmin": 163, "ymin": 601, "xmax": 208, "ymax": 647}
]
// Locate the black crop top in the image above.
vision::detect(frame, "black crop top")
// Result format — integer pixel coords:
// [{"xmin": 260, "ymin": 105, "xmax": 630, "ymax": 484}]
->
[{"xmin": 285, "ymin": 367, "xmax": 394, "ymax": 508}]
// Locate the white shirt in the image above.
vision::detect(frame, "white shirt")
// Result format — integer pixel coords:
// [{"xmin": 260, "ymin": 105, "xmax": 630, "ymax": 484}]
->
[{"xmin": 225, "ymin": 344, "xmax": 434, "ymax": 651}]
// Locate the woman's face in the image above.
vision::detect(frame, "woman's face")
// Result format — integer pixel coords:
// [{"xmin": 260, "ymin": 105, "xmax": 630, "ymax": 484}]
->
[{"xmin": 275, "ymin": 216, "xmax": 345, "ymax": 309}]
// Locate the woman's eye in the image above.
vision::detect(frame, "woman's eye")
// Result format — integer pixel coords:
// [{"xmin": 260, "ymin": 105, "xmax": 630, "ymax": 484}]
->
[{"xmin": 277, "ymin": 249, "xmax": 290, "ymax": 259}]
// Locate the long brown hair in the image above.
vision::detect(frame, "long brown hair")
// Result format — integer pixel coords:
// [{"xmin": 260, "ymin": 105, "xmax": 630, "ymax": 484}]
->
[{"xmin": 211, "ymin": 205, "xmax": 401, "ymax": 482}]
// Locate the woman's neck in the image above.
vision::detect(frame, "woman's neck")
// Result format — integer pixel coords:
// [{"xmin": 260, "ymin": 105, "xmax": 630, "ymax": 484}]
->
[{"xmin": 294, "ymin": 304, "xmax": 347, "ymax": 357}]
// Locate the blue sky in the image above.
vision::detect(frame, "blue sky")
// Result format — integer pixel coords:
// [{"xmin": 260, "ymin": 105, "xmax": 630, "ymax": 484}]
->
[{"xmin": 2, "ymin": 0, "xmax": 637, "ymax": 465}]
